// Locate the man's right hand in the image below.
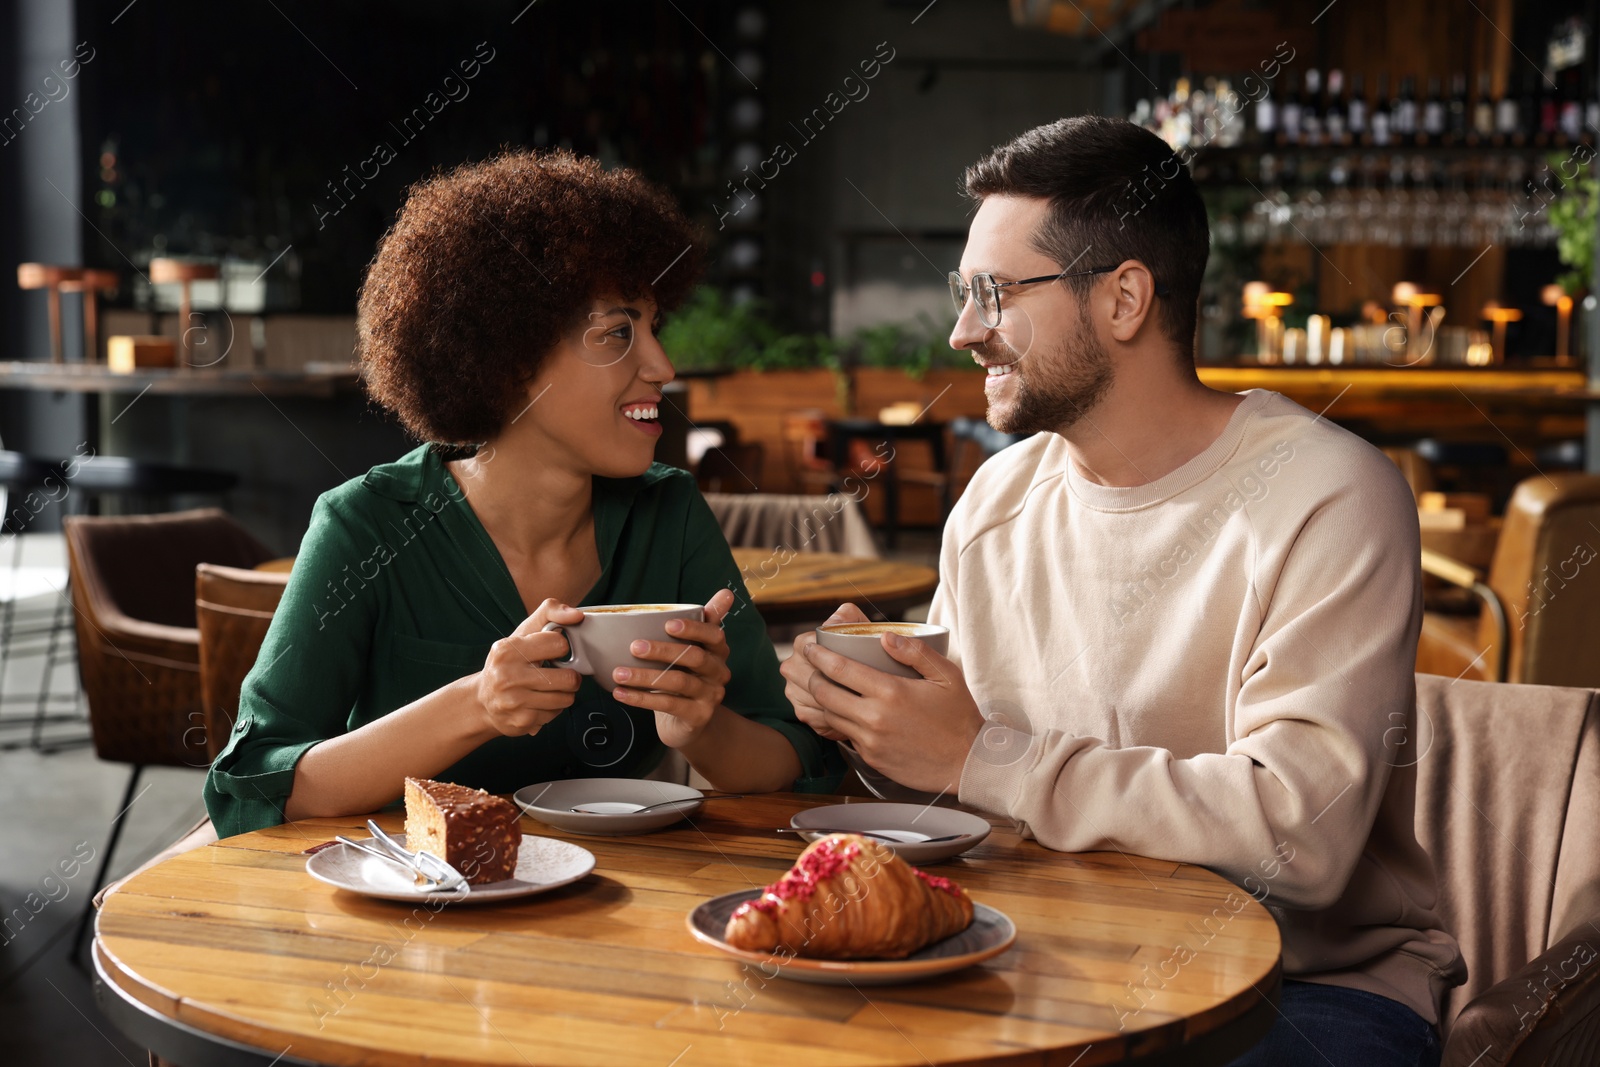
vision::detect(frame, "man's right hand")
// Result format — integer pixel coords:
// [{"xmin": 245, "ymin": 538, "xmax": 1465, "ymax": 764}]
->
[
  {"xmin": 780, "ymin": 602, "xmax": 870, "ymax": 742},
  {"xmin": 477, "ymin": 599, "xmax": 586, "ymax": 737}
]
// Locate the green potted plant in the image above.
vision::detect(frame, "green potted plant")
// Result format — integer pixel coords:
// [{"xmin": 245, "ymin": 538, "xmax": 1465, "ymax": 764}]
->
[
  {"xmin": 656, "ymin": 287, "xmax": 778, "ymax": 374},
  {"xmin": 1548, "ymin": 164, "xmax": 1597, "ymax": 297}
]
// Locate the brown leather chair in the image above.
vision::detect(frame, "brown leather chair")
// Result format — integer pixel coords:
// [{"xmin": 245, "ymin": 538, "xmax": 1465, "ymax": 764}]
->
[
  {"xmin": 1413, "ymin": 674, "xmax": 1600, "ymax": 1064},
  {"xmin": 195, "ymin": 563, "xmax": 289, "ymax": 758},
  {"xmin": 64, "ymin": 508, "xmax": 272, "ymax": 956},
  {"xmin": 1418, "ymin": 474, "xmax": 1600, "ymax": 687}
]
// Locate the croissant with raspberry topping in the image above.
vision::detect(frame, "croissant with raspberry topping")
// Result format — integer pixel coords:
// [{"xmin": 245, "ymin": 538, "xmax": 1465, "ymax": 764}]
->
[{"xmin": 724, "ymin": 833, "xmax": 973, "ymax": 959}]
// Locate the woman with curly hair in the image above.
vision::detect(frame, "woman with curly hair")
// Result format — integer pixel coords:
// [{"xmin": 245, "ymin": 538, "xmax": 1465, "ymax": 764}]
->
[{"xmin": 203, "ymin": 150, "xmax": 839, "ymax": 837}]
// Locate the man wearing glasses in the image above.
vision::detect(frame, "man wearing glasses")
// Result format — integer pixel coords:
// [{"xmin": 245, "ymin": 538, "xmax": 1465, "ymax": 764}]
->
[{"xmin": 781, "ymin": 116, "xmax": 1462, "ymax": 1066}]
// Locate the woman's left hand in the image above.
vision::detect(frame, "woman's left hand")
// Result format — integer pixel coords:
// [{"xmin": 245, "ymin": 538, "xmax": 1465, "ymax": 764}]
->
[{"xmin": 611, "ymin": 588, "xmax": 736, "ymax": 749}]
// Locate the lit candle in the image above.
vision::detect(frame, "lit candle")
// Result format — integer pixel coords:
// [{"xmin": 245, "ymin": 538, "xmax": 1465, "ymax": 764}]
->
[{"xmin": 1541, "ymin": 284, "xmax": 1573, "ymax": 362}]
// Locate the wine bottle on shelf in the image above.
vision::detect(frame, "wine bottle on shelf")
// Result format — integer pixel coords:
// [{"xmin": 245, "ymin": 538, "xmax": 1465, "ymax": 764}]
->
[
  {"xmin": 1537, "ymin": 72, "xmax": 1559, "ymax": 146},
  {"xmin": 1558, "ymin": 66, "xmax": 1581, "ymax": 145},
  {"xmin": 1254, "ymin": 80, "xmax": 1278, "ymax": 146},
  {"xmin": 1517, "ymin": 71, "xmax": 1538, "ymax": 146},
  {"xmin": 1387, "ymin": 153, "xmax": 1407, "ymax": 195},
  {"xmin": 1213, "ymin": 78, "xmax": 1244, "ymax": 148},
  {"xmin": 1495, "ymin": 71, "xmax": 1519, "ymax": 145},
  {"xmin": 1279, "ymin": 70, "xmax": 1302, "ymax": 146},
  {"xmin": 1447, "ymin": 73, "xmax": 1467, "ymax": 144},
  {"xmin": 1371, "ymin": 74, "xmax": 1393, "ymax": 146},
  {"xmin": 1579, "ymin": 60, "xmax": 1599, "ymax": 145},
  {"xmin": 1421, "ymin": 76, "xmax": 1444, "ymax": 144},
  {"xmin": 1473, "ymin": 71, "xmax": 1496, "ymax": 145},
  {"xmin": 1394, "ymin": 76, "xmax": 1418, "ymax": 141},
  {"xmin": 1325, "ymin": 69, "xmax": 1347, "ymax": 145},
  {"xmin": 1301, "ymin": 69, "xmax": 1323, "ymax": 145},
  {"xmin": 1347, "ymin": 73, "xmax": 1367, "ymax": 143}
]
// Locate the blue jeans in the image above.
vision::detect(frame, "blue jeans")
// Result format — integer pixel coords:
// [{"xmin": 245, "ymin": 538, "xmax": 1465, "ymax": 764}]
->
[{"xmin": 1228, "ymin": 980, "xmax": 1441, "ymax": 1067}]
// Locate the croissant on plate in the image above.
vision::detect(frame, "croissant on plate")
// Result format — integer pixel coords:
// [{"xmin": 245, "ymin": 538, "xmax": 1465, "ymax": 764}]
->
[{"xmin": 724, "ymin": 833, "xmax": 974, "ymax": 959}]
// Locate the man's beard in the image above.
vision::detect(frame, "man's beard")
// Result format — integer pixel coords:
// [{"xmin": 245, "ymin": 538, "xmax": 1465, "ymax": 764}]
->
[{"xmin": 979, "ymin": 307, "xmax": 1114, "ymax": 435}]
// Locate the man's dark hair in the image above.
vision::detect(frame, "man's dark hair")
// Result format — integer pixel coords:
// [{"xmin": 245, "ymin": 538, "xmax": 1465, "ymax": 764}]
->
[{"xmin": 963, "ymin": 116, "xmax": 1210, "ymax": 362}]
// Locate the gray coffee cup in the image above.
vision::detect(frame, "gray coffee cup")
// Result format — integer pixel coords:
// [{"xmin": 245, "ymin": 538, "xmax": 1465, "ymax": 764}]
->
[
  {"xmin": 815, "ymin": 621, "xmax": 950, "ymax": 678},
  {"xmin": 543, "ymin": 604, "xmax": 705, "ymax": 692},
  {"xmin": 814, "ymin": 621, "xmax": 951, "ymax": 805}
]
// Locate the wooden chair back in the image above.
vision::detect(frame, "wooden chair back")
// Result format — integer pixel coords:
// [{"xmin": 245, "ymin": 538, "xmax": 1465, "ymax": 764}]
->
[{"xmin": 196, "ymin": 564, "xmax": 289, "ymax": 759}]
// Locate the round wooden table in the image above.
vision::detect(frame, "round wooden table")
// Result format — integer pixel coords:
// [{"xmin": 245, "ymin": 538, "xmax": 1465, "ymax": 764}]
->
[
  {"xmin": 729, "ymin": 548, "xmax": 939, "ymax": 625},
  {"xmin": 259, "ymin": 551, "xmax": 939, "ymax": 626},
  {"xmin": 95, "ymin": 794, "xmax": 1281, "ymax": 1066}
]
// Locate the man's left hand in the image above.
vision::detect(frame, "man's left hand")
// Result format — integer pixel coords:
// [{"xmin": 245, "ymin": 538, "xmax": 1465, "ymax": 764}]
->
[{"xmin": 800, "ymin": 632, "xmax": 982, "ymax": 794}]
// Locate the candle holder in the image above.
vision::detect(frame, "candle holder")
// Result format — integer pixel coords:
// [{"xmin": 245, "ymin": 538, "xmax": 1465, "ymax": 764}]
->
[
  {"xmin": 1390, "ymin": 282, "xmax": 1442, "ymax": 366},
  {"xmin": 1241, "ymin": 282, "xmax": 1293, "ymax": 365},
  {"xmin": 1541, "ymin": 284, "xmax": 1574, "ymax": 364},
  {"xmin": 1480, "ymin": 303, "xmax": 1523, "ymax": 366}
]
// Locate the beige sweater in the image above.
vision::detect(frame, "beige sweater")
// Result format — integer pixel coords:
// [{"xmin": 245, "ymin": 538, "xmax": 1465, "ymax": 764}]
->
[{"xmin": 932, "ymin": 389, "xmax": 1466, "ymax": 1025}]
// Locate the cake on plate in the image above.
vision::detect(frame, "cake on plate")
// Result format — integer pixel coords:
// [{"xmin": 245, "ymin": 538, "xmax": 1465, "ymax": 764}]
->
[{"xmin": 402, "ymin": 777, "xmax": 521, "ymax": 885}]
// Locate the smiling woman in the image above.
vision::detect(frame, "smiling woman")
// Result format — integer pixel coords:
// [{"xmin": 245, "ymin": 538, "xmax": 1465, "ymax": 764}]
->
[{"xmin": 203, "ymin": 149, "xmax": 841, "ymax": 839}]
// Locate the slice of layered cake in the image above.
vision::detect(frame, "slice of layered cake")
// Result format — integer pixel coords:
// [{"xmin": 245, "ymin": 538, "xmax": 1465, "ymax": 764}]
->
[{"xmin": 402, "ymin": 778, "xmax": 521, "ymax": 885}]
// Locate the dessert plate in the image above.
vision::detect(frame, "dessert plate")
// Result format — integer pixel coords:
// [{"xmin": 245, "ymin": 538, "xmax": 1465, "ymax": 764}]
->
[
  {"xmin": 687, "ymin": 889, "xmax": 1016, "ymax": 985},
  {"xmin": 306, "ymin": 834, "xmax": 594, "ymax": 904},
  {"xmin": 514, "ymin": 778, "xmax": 704, "ymax": 836},
  {"xmin": 789, "ymin": 803, "xmax": 991, "ymax": 864}
]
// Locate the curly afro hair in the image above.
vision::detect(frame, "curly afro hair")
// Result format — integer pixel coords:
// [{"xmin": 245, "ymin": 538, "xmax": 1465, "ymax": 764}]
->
[{"xmin": 358, "ymin": 149, "xmax": 704, "ymax": 444}]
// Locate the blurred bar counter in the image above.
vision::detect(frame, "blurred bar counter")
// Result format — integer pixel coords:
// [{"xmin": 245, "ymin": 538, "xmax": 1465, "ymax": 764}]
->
[
  {"xmin": 0, "ymin": 366, "xmax": 690, "ymax": 553},
  {"xmin": 0, "ymin": 360, "xmax": 362, "ymax": 396},
  {"xmin": 1194, "ymin": 366, "xmax": 1596, "ymax": 447},
  {"xmin": 0, "ymin": 360, "xmax": 406, "ymax": 553},
  {"xmin": 1195, "ymin": 365, "xmax": 1595, "ymax": 402}
]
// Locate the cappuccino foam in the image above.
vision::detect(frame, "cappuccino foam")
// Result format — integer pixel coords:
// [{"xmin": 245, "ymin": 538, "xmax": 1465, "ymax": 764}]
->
[
  {"xmin": 822, "ymin": 623, "xmax": 926, "ymax": 636},
  {"xmin": 586, "ymin": 605, "xmax": 679, "ymax": 614}
]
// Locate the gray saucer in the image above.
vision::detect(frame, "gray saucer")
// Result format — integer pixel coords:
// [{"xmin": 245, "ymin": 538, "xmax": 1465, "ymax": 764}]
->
[
  {"xmin": 514, "ymin": 778, "xmax": 705, "ymax": 836},
  {"xmin": 789, "ymin": 802, "xmax": 991, "ymax": 864}
]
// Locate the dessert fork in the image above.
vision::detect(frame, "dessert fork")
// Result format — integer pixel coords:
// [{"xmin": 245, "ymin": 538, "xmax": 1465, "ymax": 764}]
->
[{"xmin": 363, "ymin": 820, "xmax": 468, "ymax": 892}]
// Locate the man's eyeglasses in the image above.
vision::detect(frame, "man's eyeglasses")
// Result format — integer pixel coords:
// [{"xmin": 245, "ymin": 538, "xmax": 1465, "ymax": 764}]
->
[{"xmin": 948, "ymin": 265, "xmax": 1170, "ymax": 329}]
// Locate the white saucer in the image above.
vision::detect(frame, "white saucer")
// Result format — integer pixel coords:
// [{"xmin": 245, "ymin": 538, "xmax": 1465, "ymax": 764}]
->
[
  {"xmin": 789, "ymin": 802, "xmax": 991, "ymax": 864},
  {"xmin": 305, "ymin": 833, "xmax": 595, "ymax": 904},
  {"xmin": 514, "ymin": 778, "xmax": 705, "ymax": 836}
]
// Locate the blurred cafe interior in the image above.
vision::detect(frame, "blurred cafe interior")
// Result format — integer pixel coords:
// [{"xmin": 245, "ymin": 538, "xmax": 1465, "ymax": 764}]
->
[{"xmin": 2, "ymin": 0, "xmax": 1600, "ymax": 1065}]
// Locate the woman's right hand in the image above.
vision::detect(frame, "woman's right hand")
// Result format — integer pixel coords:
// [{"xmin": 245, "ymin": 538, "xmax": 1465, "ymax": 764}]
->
[{"xmin": 477, "ymin": 599, "xmax": 587, "ymax": 737}]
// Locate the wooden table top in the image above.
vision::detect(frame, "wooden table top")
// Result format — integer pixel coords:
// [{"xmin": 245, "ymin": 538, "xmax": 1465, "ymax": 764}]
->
[
  {"xmin": 96, "ymin": 794, "xmax": 1281, "ymax": 1067},
  {"xmin": 731, "ymin": 548, "xmax": 939, "ymax": 625},
  {"xmin": 259, "ymin": 551, "xmax": 940, "ymax": 625}
]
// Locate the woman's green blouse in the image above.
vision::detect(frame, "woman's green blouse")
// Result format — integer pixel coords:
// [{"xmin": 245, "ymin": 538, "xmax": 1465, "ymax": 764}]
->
[{"xmin": 203, "ymin": 446, "xmax": 840, "ymax": 838}]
